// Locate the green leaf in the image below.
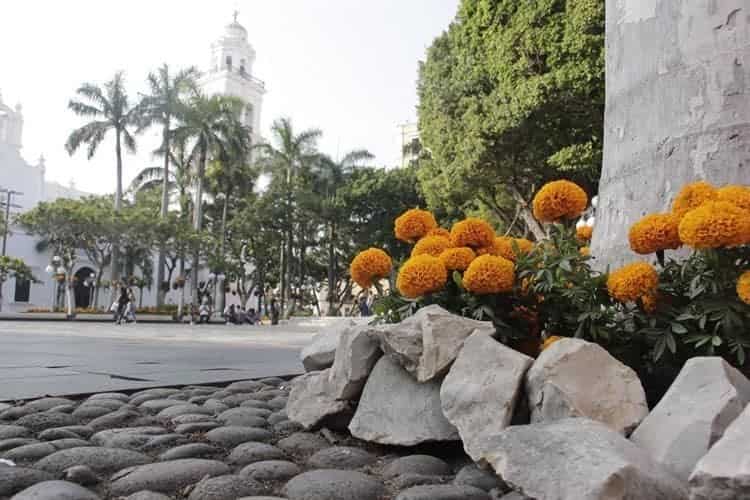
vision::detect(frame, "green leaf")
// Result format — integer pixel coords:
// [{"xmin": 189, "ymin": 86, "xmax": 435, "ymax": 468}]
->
[
  {"xmin": 452, "ymin": 270, "xmax": 463, "ymax": 289},
  {"xmin": 670, "ymin": 322, "xmax": 688, "ymax": 334},
  {"xmin": 712, "ymin": 336, "xmax": 723, "ymax": 347}
]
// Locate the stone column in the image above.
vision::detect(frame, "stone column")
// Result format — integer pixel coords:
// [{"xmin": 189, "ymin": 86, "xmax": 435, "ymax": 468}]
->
[{"xmin": 592, "ymin": 0, "xmax": 750, "ymax": 268}]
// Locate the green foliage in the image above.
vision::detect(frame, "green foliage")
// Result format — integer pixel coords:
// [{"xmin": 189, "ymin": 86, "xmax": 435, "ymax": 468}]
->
[
  {"xmin": 417, "ymin": 0, "xmax": 604, "ymax": 236},
  {"xmin": 0, "ymin": 256, "xmax": 38, "ymax": 284},
  {"xmin": 626, "ymin": 248, "xmax": 750, "ymax": 366}
]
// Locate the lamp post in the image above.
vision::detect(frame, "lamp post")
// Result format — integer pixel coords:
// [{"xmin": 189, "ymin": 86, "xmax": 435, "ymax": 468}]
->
[{"xmin": 46, "ymin": 255, "xmax": 62, "ymax": 311}]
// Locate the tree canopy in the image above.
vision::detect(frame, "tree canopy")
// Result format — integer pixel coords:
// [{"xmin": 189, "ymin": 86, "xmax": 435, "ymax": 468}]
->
[{"xmin": 417, "ymin": 0, "xmax": 604, "ymax": 238}]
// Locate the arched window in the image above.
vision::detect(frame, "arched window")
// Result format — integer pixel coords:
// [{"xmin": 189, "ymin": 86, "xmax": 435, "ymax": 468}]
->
[{"xmin": 226, "ymin": 55, "xmax": 232, "ymax": 70}]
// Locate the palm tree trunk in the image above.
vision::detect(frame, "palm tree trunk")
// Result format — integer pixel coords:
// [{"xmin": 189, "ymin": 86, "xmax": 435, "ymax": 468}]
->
[
  {"xmin": 327, "ymin": 221, "xmax": 336, "ymax": 315},
  {"xmin": 111, "ymin": 130, "xmax": 123, "ymax": 300},
  {"xmin": 279, "ymin": 238, "xmax": 286, "ymax": 314},
  {"xmin": 155, "ymin": 127, "xmax": 170, "ymax": 307},
  {"xmin": 216, "ymin": 194, "xmax": 229, "ymax": 315},
  {"xmin": 191, "ymin": 145, "xmax": 207, "ymax": 306}
]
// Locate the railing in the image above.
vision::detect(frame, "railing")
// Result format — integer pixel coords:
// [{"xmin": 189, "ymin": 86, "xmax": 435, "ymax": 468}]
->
[{"xmin": 217, "ymin": 65, "xmax": 265, "ymax": 88}]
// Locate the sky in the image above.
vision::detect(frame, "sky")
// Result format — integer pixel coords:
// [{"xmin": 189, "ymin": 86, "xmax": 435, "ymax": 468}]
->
[{"xmin": 0, "ymin": 0, "xmax": 458, "ymax": 194}]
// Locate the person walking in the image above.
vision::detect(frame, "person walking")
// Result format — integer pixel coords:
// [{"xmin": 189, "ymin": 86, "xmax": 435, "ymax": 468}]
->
[
  {"xmin": 270, "ymin": 298, "xmax": 280, "ymax": 325},
  {"xmin": 358, "ymin": 295, "xmax": 370, "ymax": 317},
  {"xmin": 115, "ymin": 286, "xmax": 129, "ymax": 325}
]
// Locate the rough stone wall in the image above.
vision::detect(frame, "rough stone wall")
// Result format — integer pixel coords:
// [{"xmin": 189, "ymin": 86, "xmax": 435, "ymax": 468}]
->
[{"xmin": 592, "ymin": 0, "xmax": 750, "ymax": 268}]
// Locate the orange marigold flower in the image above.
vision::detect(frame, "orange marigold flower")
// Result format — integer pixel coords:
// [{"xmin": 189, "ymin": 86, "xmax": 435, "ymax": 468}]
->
[
  {"xmin": 717, "ymin": 185, "xmax": 750, "ymax": 212},
  {"xmin": 532, "ymin": 180, "xmax": 588, "ymax": 222},
  {"xmin": 541, "ymin": 335, "xmax": 563, "ymax": 351},
  {"xmin": 641, "ymin": 292, "xmax": 658, "ymax": 314},
  {"xmin": 678, "ymin": 201, "xmax": 750, "ymax": 248},
  {"xmin": 579, "ymin": 246, "xmax": 591, "ymax": 257},
  {"xmin": 462, "ymin": 255, "xmax": 515, "ymax": 295},
  {"xmin": 394, "ymin": 208, "xmax": 438, "ymax": 243},
  {"xmin": 411, "ymin": 236, "xmax": 451, "ymax": 258},
  {"xmin": 492, "ymin": 237, "xmax": 534, "ymax": 262},
  {"xmin": 607, "ymin": 262, "xmax": 659, "ymax": 303},
  {"xmin": 576, "ymin": 225, "xmax": 593, "ymax": 242},
  {"xmin": 426, "ymin": 227, "xmax": 451, "ymax": 239},
  {"xmin": 737, "ymin": 271, "xmax": 750, "ymax": 305},
  {"xmin": 350, "ymin": 248, "xmax": 393, "ymax": 288},
  {"xmin": 672, "ymin": 181, "xmax": 717, "ymax": 219},
  {"xmin": 515, "ymin": 238, "xmax": 534, "ymax": 255},
  {"xmin": 439, "ymin": 247, "xmax": 476, "ymax": 271},
  {"xmin": 628, "ymin": 213, "xmax": 682, "ymax": 254},
  {"xmin": 396, "ymin": 255, "xmax": 447, "ymax": 298},
  {"xmin": 450, "ymin": 218, "xmax": 495, "ymax": 248}
]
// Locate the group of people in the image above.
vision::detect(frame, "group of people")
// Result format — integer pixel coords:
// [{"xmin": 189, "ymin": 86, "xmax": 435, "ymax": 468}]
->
[{"xmin": 223, "ymin": 304, "xmax": 261, "ymax": 325}]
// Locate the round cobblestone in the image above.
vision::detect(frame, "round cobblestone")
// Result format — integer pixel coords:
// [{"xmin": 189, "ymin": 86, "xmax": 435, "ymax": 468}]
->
[
  {"xmin": 239, "ymin": 460, "xmax": 301, "ymax": 482},
  {"xmin": 283, "ymin": 469, "xmax": 385, "ymax": 500}
]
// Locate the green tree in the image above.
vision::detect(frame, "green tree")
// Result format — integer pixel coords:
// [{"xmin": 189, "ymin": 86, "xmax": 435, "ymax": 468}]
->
[
  {"xmin": 313, "ymin": 150, "xmax": 373, "ymax": 313},
  {"xmin": 417, "ymin": 0, "xmax": 604, "ymax": 238},
  {"xmin": 173, "ymin": 92, "xmax": 249, "ymax": 305},
  {"xmin": 0, "ymin": 256, "xmax": 37, "ymax": 313},
  {"xmin": 255, "ymin": 117, "xmax": 322, "ymax": 316},
  {"xmin": 65, "ymin": 71, "xmax": 140, "ymax": 287},
  {"xmin": 136, "ymin": 64, "xmax": 199, "ymax": 306}
]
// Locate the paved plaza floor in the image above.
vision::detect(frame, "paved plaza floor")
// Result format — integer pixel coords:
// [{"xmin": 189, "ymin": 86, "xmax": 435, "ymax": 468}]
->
[{"xmin": 0, "ymin": 320, "xmax": 321, "ymax": 401}]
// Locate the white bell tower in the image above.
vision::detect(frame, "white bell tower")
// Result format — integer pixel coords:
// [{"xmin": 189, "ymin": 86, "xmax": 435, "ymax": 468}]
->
[{"xmin": 199, "ymin": 11, "xmax": 265, "ymax": 146}]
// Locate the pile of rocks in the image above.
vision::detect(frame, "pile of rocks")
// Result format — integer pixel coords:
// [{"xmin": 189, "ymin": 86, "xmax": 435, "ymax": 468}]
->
[{"xmin": 290, "ymin": 304, "xmax": 750, "ymax": 500}]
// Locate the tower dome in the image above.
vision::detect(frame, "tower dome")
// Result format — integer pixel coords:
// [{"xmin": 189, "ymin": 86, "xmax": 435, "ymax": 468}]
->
[{"xmin": 223, "ymin": 14, "xmax": 248, "ymax": 41}]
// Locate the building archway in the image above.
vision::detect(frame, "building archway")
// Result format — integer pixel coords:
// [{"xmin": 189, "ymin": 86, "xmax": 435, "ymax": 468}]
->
[{"xmin": 74, "ymin": 267, "xmax": 95, "ymax": 309}]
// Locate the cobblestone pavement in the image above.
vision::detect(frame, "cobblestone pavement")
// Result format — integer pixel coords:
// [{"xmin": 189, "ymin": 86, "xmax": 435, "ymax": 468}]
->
[
  {"xmin": 0, "ymin": 321, "xmax": 316, "ymax": 401},
  {"xmin": 0, "ymin": 378, "xmax": 505, "ymax": 499}
]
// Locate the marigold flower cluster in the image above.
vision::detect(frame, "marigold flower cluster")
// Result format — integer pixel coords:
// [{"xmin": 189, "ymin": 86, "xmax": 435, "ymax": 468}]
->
[
  {"xmin": 576, "ymin": 225, "xmax": 593, "ymax": 242},
  {"xmin": 607, "ymin": 261, "xmax": 659, "ymax": 303},
  {"xmin": 439, "ymin": 247, "xmax": 476, "ymax": 271},
  {"xmin": 450, "ymin": 218, "xmax": 495, "ymax": 248},
  {"xmin": 738, "ymin": 271, "xmax": 750, "ymax": 305},
  {"xmin": 396, "ymin": 254, "xmax": 448, "ymax": 298},
  {"xmin": 717, "ymin": 185, "xmax": 750, "ymax": 212},
  {"xmin": 350, "ymin": 248, "xmax": 393, "ymax": 288},
  {"xmin": 411, "ymin": 236, "xmax": 451, "ymax": 258},
  {"xmin": 678, "ymin": 201, "xmax": 750, "ymax": 248},
  {"xmin": 426, "ymin": 227, "xmax": 451, "ymax": 239},
  {"xmin": 579, "ymin": 246, "xmax": 591, "ymax": 257},
  {"xmin": 394, "ymin": 208, "xmax": 437, "ymax": 243},
  {"xmin": 671, "ymin": 181, "xmax": 717, "ymax": 219},
  {"xmin": 628, "ymin": 213, "xmax": 682, "ymax": 254},
  {"xmin": 532, "ymin": 180, "xmax": 588, "ymax": 222},
  {"xmin": 462, "ymin": 255, "xmax": 515, "ymax": 295}
]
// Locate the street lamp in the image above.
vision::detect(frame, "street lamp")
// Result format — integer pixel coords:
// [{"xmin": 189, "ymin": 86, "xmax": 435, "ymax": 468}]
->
[
  {"xmin": 46, "ymin": 255, "xmax": 62, "ymax": 310},
  {"xmin": 87, "ymin": 272, "xmax": 96, "ymax": 308}
]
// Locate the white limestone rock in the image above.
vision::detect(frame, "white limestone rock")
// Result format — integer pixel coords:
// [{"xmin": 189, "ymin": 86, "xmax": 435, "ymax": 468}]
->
[
  {"xmin": 369, "ymin": 305, "xmax": 495, "ymax": 382},
  {"xmin": 631, "ymin": 356, "xmax": 750, "ymax": 480},
  {"xmin": 480, "ymin": 418, "xmax": 688, "ymax": 500},
  {"xmin": 440, "ymin": 331, "xmax": 533, "ymax": 461},
  {"xmin": 300, "ymin": 320, "xmax": 357, "ymax": 372},
  {"xmin": 286, "ymin": 370, "xmax": 349, "ymax": 430},
  {"xmin": 328, "ymin": 324, "xmax": 383, "ymax": 400},
  {"xmin": 525, "ymin": 338, "xmax": 648, "ymax": 434},
  {"xmin": 689, "ymin": 402, "xmax": 750, "ymax": 499},
  {"xmin": 348, "ymin": 355, "xmax": 459, "ymax": 445}
]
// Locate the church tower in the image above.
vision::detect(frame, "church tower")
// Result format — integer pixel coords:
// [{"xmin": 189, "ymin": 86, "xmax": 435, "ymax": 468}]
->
[{"xmin": 199, "ymin": 12, "xmax": 265, "ymax": 146}]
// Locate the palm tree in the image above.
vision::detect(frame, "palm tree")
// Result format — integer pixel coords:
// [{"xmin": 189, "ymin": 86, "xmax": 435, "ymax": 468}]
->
[
  {"xmin": 65, "ymin": 71, "xmax": 139, "ymax": 288},
  {"xmin": 136, "ymin": 64, "xmax": 199, "ymax": 306},
  {"xmin": 173, "ymin": 92, "xmax": 248, "ymax": 305},
  {"xmin": 255, "ymin": 118, "xmax": 322, "ymax": 316},
  {"xmin": 314, "ymin": 150, "xmax": 373, "ymax": 313}
]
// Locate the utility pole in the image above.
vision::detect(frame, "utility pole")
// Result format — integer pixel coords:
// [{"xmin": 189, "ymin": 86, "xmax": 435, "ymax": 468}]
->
[{"xmin": 0, "ymin": 189, "xmax": 23, "ymax": 256}]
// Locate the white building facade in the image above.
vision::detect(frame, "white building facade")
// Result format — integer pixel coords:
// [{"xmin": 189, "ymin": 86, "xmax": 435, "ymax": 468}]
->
[
  {"xmin": 0, "ymin": 14, "xmax": 266, "ymax": 313},
  {"xmin": 0, "ymin": 91, "xmax": 92, "ymax": 312}
]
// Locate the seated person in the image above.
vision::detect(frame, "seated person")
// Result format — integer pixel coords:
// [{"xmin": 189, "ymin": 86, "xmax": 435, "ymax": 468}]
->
[
  {"xmin": 224, "ymin": 304, "xmax": 236, "ymax": 324},
  {"xmin": 246, "ymin": 308, "xmax": 258, "ymax": 325}
]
